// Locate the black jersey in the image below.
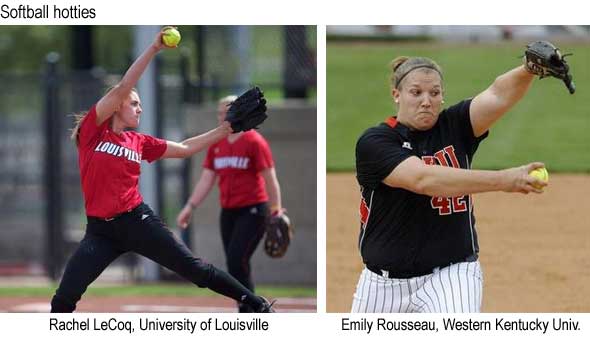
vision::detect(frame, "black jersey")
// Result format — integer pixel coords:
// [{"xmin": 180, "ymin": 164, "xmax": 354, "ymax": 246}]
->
[{"xmin": 355, "ymin": 99, "xmax": 488, "ymax": 276}]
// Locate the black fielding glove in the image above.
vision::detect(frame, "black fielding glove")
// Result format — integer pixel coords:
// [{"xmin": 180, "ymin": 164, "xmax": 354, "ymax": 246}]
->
[
  {"xmin": 225, "ymin": 87, "xmax": 268, "ymax": 132},
  {"xmin": 523, "ymin": 41, "xmax": 575, "ymax": 94}
]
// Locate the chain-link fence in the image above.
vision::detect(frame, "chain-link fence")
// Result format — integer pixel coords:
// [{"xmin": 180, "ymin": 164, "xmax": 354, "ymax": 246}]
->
[
  {"xmin": 0, "ymin": 73, "xmax": 46, "ymax": 272},
  {"xmin": 176, "ymin": 26, "xmax": 316, "ymax": 102}
]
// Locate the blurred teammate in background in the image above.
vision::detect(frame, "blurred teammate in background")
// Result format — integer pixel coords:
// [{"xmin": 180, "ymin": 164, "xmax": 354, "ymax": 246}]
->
[{"xmin": 177, "ymin": 96, "xmax": 284, "ymax": 312}]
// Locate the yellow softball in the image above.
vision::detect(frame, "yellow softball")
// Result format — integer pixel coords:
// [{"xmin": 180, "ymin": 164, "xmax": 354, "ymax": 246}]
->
[
  {"xmin": 162, "ymin": 27, "xmax": 181, "ymax": 47},
  {"xmin": 529, "ymin": 167, "xmax": 549, "ymax": 189}
]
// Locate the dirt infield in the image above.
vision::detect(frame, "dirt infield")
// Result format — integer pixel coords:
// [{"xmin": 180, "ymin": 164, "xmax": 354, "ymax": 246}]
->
[
  {"xmin": 0, "ymin": 296, "xmax": 316, "ymax": 313},
  {"xmin": 327, "ymin": 173, "xmax": 590, "ymax": 313}
]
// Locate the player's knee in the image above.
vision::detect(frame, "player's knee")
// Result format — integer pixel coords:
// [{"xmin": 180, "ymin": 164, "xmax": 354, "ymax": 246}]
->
[{"xmin": 183, "ymin": 259, "xmax": 214, "ymax": 287}]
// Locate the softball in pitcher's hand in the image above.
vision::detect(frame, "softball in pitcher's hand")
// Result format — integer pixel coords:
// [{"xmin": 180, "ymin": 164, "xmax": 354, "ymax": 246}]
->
[
  {"xmin": 162, "ymin": 27, "xmax": 181, "ymax": 47},
  {"xmin": 529, "ymin": 167, "xmax": 549, "ymax": 190}
]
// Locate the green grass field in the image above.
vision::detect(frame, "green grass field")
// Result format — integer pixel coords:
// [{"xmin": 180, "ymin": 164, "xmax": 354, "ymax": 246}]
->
[
  {"xmin": 0, "ymin": 284, "xmax": 315, "ymax": 298},
  {"xmin": 327, "ymin": 41, "xmax": 590, "ymax": 172}
]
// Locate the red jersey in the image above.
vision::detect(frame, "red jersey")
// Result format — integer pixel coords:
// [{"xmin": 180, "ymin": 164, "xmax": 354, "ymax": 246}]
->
[
  {"xmin": 203, "ymin": 130, "xmax": 274, "ymax": 209},
  {"xmin": 77, "ymin": 105, "xmax": 167, "ymax": 218}
]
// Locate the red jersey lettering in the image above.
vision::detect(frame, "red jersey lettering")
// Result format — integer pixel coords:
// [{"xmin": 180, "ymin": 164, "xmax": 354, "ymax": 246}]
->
[
  {"xmin": 422, "ymin": 156, "xmax": 436, "ymax": 166},
  {"xmin": 444, "ymin": 145, "xmax": 461, "ymax": 168},
  {"xmin": 431, "ymin": 197, "xmax": 452, "ymax": 215},
  {"xmin": 433, "ymin": 149, "xmax": 449, "ymax": 167},
  {"xmin": 422, "ymin": 145, "xmax": 468, "ymax": 216}
]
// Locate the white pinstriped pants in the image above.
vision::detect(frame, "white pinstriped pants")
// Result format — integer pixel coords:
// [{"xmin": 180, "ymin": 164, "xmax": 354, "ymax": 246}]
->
[{"xmin": 351, "ymin": 261, "xmax": 483, "ymax": 313}]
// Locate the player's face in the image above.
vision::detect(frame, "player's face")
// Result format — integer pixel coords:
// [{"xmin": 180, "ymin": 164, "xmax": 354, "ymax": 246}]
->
[
  {"xmin": 117, "ymin": 91, "xmax": 142, "ymax": 129},
  {"xmin": 217, "ymin": 102, "xmax": 229, "ymax": 125},
  {"xmin": 393, "ymin": 70, "xmax": 443, "ymax": 131}
]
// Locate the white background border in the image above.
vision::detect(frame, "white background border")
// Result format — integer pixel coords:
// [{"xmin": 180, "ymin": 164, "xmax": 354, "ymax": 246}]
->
[{"xmin": 2, "ymin": 0, "xmax": 590, "ymax": 337}]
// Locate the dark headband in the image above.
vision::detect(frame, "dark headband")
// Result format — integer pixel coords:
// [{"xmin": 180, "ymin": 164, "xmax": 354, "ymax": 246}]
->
[{"xmin": 394, "ymin": 65, "xmax": 443, "ymax": 88}]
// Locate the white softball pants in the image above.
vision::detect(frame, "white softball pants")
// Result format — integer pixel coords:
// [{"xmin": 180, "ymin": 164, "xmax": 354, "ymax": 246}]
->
[{"xmin": 351, "ymin": 260, "xmax": 483, "ymax": 313}]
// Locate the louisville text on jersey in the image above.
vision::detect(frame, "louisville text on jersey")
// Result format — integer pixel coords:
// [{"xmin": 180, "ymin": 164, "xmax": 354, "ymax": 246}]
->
[
  {"xmin": 94, "ymin": 141, "xmax": 141, "ymax": 164},
  {"xmin": 214, "ymin": 156, "xmax": 250, "ymax": 170}
]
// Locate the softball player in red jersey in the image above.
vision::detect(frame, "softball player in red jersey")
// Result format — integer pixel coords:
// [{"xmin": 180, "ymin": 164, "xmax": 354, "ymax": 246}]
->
[
  {"xmin": 50, "ymin": 29, "xmax": 273, "ymax": 313},
  {"xmin": 351, "ymin": 56, "xmax": 548, "ymax": 313},
  {"xmin": 177, "ymin": 96, "xmax": 284, "ymax": 312}
]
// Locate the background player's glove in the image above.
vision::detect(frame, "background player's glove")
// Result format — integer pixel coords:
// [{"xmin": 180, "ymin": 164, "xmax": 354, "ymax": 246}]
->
[
  {"xmin": 264, "ymin": 212, "xmax": 293, "ymax": 258},
  {"xmin": 225, "ymin": 87, "xmax": 268, "ymax": 132},
  {"xmin": 523, "ymin": 41, "xmax": 575, "ymax": 94}
]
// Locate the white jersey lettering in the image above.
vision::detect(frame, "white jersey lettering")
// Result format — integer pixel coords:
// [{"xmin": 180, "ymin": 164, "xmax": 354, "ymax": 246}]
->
[
  {"xmin": 94, "ymin": 141, "xmax": 141, "ymax": 164},
  {"xmin": 214, "ymin": 156, "xmax": 250, "ymax": 170}
]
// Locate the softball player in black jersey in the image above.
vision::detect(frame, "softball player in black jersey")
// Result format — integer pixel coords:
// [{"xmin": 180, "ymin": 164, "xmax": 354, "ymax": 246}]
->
[{"xmin": 352, "ymin": 55, "xmax": 549, "ymax": 313}]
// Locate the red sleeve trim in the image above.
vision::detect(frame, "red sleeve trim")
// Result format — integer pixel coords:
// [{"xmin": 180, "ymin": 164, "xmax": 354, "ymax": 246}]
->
[{"xmin": 385, "ymin": 116, "xmax": 398, "ymax": 128}]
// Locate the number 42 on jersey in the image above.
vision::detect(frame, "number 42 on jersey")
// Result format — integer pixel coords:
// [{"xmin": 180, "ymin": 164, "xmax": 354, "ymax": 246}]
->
[{"xmin": 422, "ymin": 145, "xmax": 468, "ymax": 216}]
